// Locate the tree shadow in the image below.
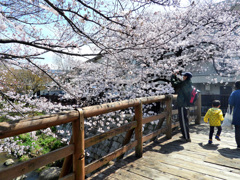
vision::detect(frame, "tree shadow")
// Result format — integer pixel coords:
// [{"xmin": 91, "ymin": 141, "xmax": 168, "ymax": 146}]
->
[
  {"xmin": 217, "ymin": 148, "xmax": 240, "ymax": 159},
  {"xmin": 189, "ymin": 123, "xmax": 210, "ymax": 136},
  {"xmin": 86, "ymin": 155, "xmax": 139, "ymax": 180},
  {"xmin": 147, "ymin": 139, "xmax": 185, "ymax": 154},
  {"xmin": 198, "ymin": 142, "xmax": 219, "ymax": 150},
  {"xmin": 87, "ymin": 134, "xmax": 185, "ymax": 179}
]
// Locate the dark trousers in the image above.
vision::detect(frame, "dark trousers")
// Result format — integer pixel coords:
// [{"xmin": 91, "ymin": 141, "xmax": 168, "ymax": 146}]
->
[
  {"xmin": 178, "ymin": 107, "xmax": 190, "ymax": 139},
  {"xmin": 235, "ymin": 125, "xmax": 240, "ymax": 148},
  {"xmin": 209, "ymin": 126, "xmax": 222, "ymax": 140}
]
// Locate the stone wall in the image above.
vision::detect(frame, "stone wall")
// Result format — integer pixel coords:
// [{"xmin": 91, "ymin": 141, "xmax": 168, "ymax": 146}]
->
[{"xmin": 84, "ymin": 120, "xmax": 165, "ymax": 165}]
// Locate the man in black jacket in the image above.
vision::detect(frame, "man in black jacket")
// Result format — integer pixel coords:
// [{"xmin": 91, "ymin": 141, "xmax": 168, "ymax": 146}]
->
[{"xmin": 171, "ymin": 72, "xmax": 193, "ymax": 142}]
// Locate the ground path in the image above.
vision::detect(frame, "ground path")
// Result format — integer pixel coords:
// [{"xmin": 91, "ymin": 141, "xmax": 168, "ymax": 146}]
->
[{"xmin": 87, "ymin": 120, "xmax": 240, "ymax": 180}]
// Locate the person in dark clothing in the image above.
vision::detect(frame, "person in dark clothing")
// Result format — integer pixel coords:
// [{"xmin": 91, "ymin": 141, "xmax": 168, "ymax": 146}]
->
[
  {"xmin": 171, "ymin": 71, "xmax": 193, "ymax": 142},
  {"xmin": 228, "ymin": 81, "xmax": 240, "ymax": 149},
  {"xmin": 171, "ymin": 70, "xmax": 182, "ymax": 93}
]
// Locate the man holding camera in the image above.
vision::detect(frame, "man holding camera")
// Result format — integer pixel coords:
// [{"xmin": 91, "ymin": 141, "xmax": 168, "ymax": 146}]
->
[{"xmin": 171, "ymin": 71, "xmax": 193, "ymax": 142}]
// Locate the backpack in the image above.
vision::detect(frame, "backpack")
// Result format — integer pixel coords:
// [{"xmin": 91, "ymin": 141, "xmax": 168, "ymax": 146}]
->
[{"xmin": 189, "ymin": 86, "xmax": 200, "ymax": 106}]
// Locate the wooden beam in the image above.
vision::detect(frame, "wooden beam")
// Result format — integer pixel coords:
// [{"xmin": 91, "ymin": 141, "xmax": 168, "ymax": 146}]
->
[
  {"xmin": 165, "ymin": 95, "xmax": 173, "ymax": 139},
  {"xmin": 118, "ymin": 116, "xmax": 135, "ymax": 160},
  {"xmin": 85, "ymin": 140, "xmax": 138, "ymax": 175},
  {"xmin": 150, "ymin": 118, "xmax": 165, "ymax": 142},
  {"xmin": 0, "ymin": 111, "xmax": 79, "ymax": 139},
  {"xmin": 142, "ymin": 112, "xmax": 167, "ymax": 124},
  {"xmin": 59, "ymin": 173, "xmax": 75, "ymax": 180},
  {"xmin": 138, "ymin": 95, "xmax": 166, "ymax": 104},
  {"xmin": 80, "ymin": 99, "xmax": 140, "ymax": 118},
  {"xmin": 122, "ymin": 116, "xmax": 135, "ymax": 146},
  {"xmin": 135, "ymin": 102, "xmax": 143, "ymax": 158},
  {"xmin": 0, "ymin": 145, "xmax": 74, "ymax": 180},
  {"xmin": 85, "ymin": 121, "xmax": 137, "ymax": 148},
  {"xmin": 72, "ymin": 109, "xmax": 85, "ymax": 180},
  {"xmin": 59, "ymin": 137, "xmax": 73, "ymax": 178},
  {"xmin": 143, "ymin": 127, "xmax": 167, "ymax": 143},
  {"xmin": 80, "ymin": 96, "xmax": 167, "ymax": 118}
]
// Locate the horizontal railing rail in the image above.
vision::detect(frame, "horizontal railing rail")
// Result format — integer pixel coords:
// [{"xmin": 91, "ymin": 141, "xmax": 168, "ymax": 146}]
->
[{"xmin": 0, "ymin": 94, "xmax": 201, "ymax": 180}]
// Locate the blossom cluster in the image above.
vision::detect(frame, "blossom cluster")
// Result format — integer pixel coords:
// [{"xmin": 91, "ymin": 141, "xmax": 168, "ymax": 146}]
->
[{"xmin": 0, "ymin": 137, "xmax": 34, "ymax": 157}]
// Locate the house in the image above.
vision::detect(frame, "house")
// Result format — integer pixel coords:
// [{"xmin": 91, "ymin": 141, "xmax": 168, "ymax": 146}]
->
[{"xmin": 187, "ymin": 60, "xmax": 239, "ymax": 113}]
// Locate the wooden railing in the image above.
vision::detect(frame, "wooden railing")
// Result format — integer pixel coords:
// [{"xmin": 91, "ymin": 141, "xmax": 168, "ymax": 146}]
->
[{"xmin": 0, "ymin": 94, "xmax": 201, "ymax": 180}]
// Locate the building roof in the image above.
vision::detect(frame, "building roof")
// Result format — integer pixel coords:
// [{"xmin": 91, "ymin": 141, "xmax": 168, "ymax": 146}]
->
[{"xmin": 192, "ymin": 75, "xmax": 239, "ymax": 84}]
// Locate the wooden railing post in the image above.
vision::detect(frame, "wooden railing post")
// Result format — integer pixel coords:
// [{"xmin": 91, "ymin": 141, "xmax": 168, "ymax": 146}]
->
[
  {"xmin": 135, "ymin": 101, "xmax": 143, "ymax": 158},
  {"xmin": 73, "ymin": 109, "xmax": 85, "ymax": 179},
  {"xmin": 59, "ymin": 137, "xmax": 73, "ymax": 178},
  {"xmin": 165, "ymin": 95, "xmax": 173, "ymax": 139},
  {"xmin": 195, "ymin": 93, "xmax": 201, "ymax": 124},
  {"xmin": 118, "ymin": 116, "xmax": 135, "ymax": 160}
]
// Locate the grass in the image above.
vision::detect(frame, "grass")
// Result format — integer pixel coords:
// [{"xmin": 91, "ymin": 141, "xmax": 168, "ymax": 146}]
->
[{"xmin": 14, "ymin": 130, "xmax": 66, "ymax": 161}]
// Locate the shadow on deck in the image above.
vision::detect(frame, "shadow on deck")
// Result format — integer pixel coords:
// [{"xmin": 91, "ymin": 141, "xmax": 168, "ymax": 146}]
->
[{"xmin": 87, "ymin": 121, "xmax": 240, "ymax": 180}]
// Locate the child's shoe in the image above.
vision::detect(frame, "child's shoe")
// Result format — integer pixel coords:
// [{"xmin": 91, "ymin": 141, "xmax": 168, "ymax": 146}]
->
[
  {"xmin": 215, "ymin": 135, "xmax": 221, "ymax": 141},
  {"xmin": 208, "ymin": 139, "xmax": 212, "ymax": 144}
]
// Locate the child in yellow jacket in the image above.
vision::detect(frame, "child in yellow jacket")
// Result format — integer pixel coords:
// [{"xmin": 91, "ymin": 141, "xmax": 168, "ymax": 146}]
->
[{"xmin": 204, "ymin": 100, "xmax": 224, "ymax": 144}]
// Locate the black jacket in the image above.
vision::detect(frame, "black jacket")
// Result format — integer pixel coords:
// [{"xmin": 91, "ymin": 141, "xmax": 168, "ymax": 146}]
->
[{"xmin": 171, "ymin": 74, "xmax": 192, "ymax": 107}]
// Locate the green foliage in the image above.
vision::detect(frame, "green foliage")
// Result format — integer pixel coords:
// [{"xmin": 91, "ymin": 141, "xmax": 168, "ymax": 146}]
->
[
  {"xmin": 37, "ymin": 135, "xmax": 63, "ymax": 152},
  {"xmin": 50, "ymin": 126, "xmax": 57, "ymax": 133},
  {"xmin": 18, "ymin": 133, "xmax": 32, "ymax": 145},
  {"xmin": 15, "ymin": 131, "xmax": 66, "ymax": 161},
  {"xmin": 0, "ymin": 102, "xmax": 3, "ymax": 109},
  {"xmin": 0, "ymin": 116, "xmax": 7, "ymax": 122},
  {"xmin": 27, "ymin": 111, "xmax": 45, "ymax": 118},
  {"xmin": 19, "ymin": 155, "xmax": 29, "ymax": 161}
]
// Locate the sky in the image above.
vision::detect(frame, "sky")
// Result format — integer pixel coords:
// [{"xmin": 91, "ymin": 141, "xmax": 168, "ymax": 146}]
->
[
  {"xmin": 181, "ymin": 0, "xmax": 225, "ymax": 6},
  {"xmin": 37, "ymin": 45, "xmax": 95, "ymax": 68}
]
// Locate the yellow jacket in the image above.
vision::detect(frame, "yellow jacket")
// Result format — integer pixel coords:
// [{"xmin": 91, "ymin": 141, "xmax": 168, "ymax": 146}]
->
[{"xmin": 204, "ymin": 108, "xmax": 224, "ymax": 126}]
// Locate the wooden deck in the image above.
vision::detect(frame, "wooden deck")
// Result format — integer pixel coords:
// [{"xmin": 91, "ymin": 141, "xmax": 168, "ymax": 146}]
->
[{"xmin": 87, "ymin": 121, "xmax": 240, "ymax": 180}]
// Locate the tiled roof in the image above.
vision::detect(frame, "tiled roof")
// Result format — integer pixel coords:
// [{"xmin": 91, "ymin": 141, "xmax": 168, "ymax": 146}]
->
[{"xmin": 192, "ymin": 75, "xmax": 239, "ymax": 84}]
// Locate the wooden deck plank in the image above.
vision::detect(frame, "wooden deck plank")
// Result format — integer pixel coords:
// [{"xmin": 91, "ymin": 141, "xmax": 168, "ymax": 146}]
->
[
  {"xmin": 205, "ymin": 153, "xmax": 240, "ymax": 170},
  {"xmin": 128, "ymin": 156, "xmax": 221, "ymax": 180},
  {"xmin": 87, "ymin": 122, "xmax": 240, "ymax": 180},
  {"xmin": 120, "ymin": 162, "xmax": 185, "ymax": 180},
  {"xmin": 142, "ymin": 151, "xmax": 240, "ymax": 180},
  {"xmin": 150, "ymin": 136, "xmax": 240, "ymax": 173},
  {"xmin": 164, "ymin": 149, "xmax": 240, "ymax": 174},
  {"xmin": 105, "ymin": 168, "xmax": 150, "ymax": 180}
]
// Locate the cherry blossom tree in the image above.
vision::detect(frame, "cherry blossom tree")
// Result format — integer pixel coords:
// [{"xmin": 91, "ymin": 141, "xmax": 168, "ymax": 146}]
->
[
  {"xmin": 0, "ymin": 0, "xmax": 182, "ymax": 114},
  {"xmin": 2, "ymin": 0, "xmax": 240, "ymax": 161},
  {"xmin": 0, "ymin": 0, "xmax": 240, "ymax": 116}
]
